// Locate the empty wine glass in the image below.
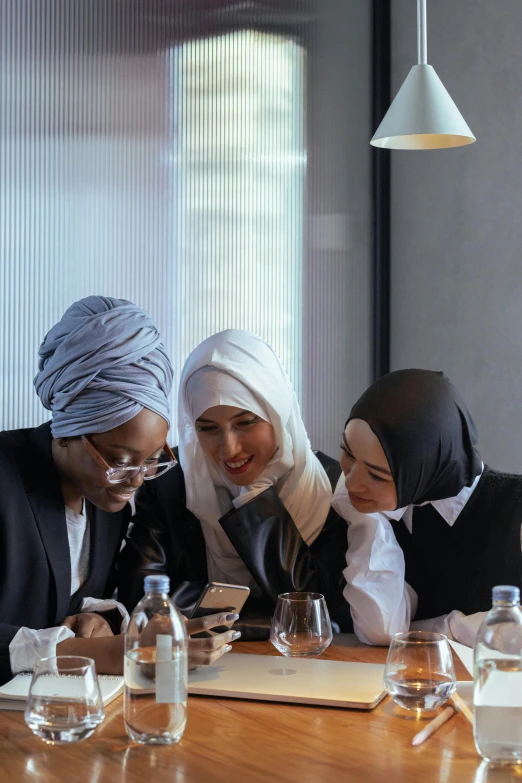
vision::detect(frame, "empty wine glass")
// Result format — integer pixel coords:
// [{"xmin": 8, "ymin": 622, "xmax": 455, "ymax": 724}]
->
[
  {"xmin": 270, "ymin": 592, "xmax": 333, "ymax": 658},
  {"xmin": 383, "ymin": 631, "xmax": 456, "ymax": 711},
  {"xmin": 24, "ymin": 656, "xmax": 105, "ymax": 744}
]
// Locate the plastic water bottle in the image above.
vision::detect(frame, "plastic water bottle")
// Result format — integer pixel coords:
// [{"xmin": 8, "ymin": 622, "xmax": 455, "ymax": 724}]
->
[
  {"xmin": 124, "ymin": 574, "xmax": 188, "ymax": 744},
  {"xmin": 473, "ymin": 584, "xmax": 522, "ymax": 764}
]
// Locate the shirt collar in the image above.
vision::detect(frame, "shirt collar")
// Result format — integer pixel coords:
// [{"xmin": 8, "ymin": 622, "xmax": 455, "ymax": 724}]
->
[
  {"xmin": 65, "ymin": 498, "xmax": 86, "ymax": 521},
  {"xmin": 384, "ymin": 464, "xmax": 484, "ymax": 534}
]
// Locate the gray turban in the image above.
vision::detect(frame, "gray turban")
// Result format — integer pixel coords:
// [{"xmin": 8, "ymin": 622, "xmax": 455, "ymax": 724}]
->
[{"xmin": 34, "ymin": 296, "xmax": 173, "ymax": 437}]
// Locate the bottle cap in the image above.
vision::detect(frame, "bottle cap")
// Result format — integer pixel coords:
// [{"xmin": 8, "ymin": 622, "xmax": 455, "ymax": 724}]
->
[
  {"xmin": 144, "ymin": 574, "xmax": 170, "ymax": 593},
  {"xmin": 492, "ymin": 585, "xmax": 520, "ymax": 604}
]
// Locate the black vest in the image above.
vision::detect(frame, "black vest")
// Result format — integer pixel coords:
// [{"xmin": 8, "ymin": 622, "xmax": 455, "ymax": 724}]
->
[{"xmin": 390, "ymin": 467, "xmax": 522, "ymax": 620}]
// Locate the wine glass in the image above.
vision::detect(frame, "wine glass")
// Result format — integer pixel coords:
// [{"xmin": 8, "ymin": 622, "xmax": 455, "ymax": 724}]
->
[
  {"xmin": 270, "ymin": 592, "xmax": 333, "ymax": 658},
  {"xmin": 383, "ymin": 631, "xmax": 456, "ymax": 711},
  {"xmin": 24, "ymin": 656, "xmax": 105, "ymax": 744}
]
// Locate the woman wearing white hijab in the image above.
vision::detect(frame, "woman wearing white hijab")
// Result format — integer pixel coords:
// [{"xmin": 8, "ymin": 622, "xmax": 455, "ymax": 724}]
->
[{"xmin": 120, "ymin": 330, "xmax": 352, "ymax": 637}]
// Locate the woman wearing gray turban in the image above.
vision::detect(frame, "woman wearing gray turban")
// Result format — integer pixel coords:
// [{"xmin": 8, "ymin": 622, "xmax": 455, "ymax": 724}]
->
[
  {"xmin": 0, "ymin": 296, "xmax": 237, "ymax": 684},
  {"xmin": 34, "ymin": 295, "xmax": 173, "ymax": 439}
]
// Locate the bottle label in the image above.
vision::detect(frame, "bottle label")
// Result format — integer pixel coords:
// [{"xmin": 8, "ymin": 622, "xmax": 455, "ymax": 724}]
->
[
  {"xmin": 475, "ymin": 664, "xmax": 522, "ymax": 707},
  {"xmin": 155, "ymin": 634, "xmax": 182, "ymax": 704}
]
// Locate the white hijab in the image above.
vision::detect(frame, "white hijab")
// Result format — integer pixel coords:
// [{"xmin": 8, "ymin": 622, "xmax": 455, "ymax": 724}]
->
[{"xmin": 178, "ymin": 330, "xmax": 333, "ymax": 586}]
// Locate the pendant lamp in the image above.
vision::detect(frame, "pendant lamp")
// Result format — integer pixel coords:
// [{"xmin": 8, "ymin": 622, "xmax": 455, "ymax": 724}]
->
[{"xmin": 371, "ymin": 0, "xmax": 475, "ymax": 150}]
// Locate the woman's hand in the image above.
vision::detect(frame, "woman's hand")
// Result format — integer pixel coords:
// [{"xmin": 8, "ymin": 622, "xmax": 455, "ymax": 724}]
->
[
  {"xmin": 56, "ymin": 612, "xmax": 241, "ymax": 674},
  {"xmin": 61, "ymin": 612, "xmax": 114, "ymax": 638},
  {"xmin": 186, "ymin": 612, "xmax": 241, "ymax": 668},
  {"xmin": 128, "ymin": 611, "xmax": 241, "ymax": 669},
  {"xmin": 56, "ymin": 634, "xmax": 125, "ymax": 674}
]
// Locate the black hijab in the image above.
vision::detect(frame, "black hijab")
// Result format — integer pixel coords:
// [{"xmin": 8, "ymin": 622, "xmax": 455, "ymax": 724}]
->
[{"xmin": 347, "ymin": 369, "xmax": 482, "ymax": 508}]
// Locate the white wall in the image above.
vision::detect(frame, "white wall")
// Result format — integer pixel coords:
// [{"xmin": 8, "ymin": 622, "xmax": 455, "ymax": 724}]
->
[{"xmin": 390, "ymin": 0, "xmax": 522, "ymax": 471}]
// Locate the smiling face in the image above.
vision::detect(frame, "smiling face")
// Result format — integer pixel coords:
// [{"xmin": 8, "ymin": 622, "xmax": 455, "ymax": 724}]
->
[
  {"xmin": 195, "ymin": 405, "xmax": 277, "ymax": 486},
  {"xmin": 52, "ymin": 407, "xmax": 169, "ymax": 513},
  {"xmin": 339, "ymin": 418, "xmax": 398, "ymax": 513}
]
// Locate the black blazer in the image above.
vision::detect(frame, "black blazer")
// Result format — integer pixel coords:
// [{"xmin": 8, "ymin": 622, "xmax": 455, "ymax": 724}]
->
[
  {"xmin": 0, "ymin": 422, "xmax": 130, "ymax": 684},
  {"xmin": 118, "ymin": 451, "xmax": 353, "ymax": 638}
]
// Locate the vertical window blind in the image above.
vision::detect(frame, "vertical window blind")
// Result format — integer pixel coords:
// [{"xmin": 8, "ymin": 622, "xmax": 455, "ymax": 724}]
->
[{"xmin": 0, "ymin": 0, "xmax": 371, "ymax": 456}]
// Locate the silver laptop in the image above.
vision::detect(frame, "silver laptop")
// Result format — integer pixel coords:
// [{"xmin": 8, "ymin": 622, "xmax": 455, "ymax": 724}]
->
[{"xmin": 188, "ymin": 652, "xmax": 386, "ymax": 710}]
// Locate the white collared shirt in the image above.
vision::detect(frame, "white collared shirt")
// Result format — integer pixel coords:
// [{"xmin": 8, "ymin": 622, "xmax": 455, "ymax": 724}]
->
[
  {"xmin": 333, "ymin": 467, "xmax": 488, "ymax": 647},
  {"xmin": 382, "ymin": 470, "xmax": 482, "ymax": 533}
]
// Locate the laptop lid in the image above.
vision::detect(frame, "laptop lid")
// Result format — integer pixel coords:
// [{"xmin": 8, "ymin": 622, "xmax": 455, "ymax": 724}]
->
[{"xmin": 188, "ymin": 652, "xmax": 386, "ymax": 710}]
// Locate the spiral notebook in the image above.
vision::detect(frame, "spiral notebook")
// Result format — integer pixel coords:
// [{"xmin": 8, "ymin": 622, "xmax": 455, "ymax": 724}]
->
[{"xmin": 0, "ymin": 673, "xmax": 124, "ymax": 711}]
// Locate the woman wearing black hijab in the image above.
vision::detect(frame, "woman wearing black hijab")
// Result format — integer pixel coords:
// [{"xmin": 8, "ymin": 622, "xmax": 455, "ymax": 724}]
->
[{"xmin": 333, "ymin": 369, "xmax": 522, "ymax": 646}]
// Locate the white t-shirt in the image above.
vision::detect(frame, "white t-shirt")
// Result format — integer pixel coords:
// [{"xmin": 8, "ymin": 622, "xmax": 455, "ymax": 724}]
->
[{"xmin": 66, "ymin": 503, "xmax": 90, "ymax": 595}]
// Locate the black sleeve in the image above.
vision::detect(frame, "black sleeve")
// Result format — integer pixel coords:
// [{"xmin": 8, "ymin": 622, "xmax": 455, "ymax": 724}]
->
[
  {"xmin": 0, "ymin": 444, "xmax": 28, "ymax": 682},
  {"xmin": 94, "ymin": 513, "xmax": 130, "ymax": 636},
  {"xmin": 219, "ymin": 487, "xmax": 352, "ymax": 631},
  {"xmin": 118, "ymin": 466, "xmax": 208, "ymax": 614},
  {"xmin": 0, "ymin": 624, "xmax": 22, "ymax": 683},
  {"xmin": 100, "ymin": 511, "xmax": 132, "ymax": 603},
  {"xmin": 118, "ymin": 482, "xmax": 171, "ymax": 613}
]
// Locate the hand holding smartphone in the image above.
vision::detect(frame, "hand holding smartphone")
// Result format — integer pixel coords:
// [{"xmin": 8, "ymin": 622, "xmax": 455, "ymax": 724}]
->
[{"xmin": 190, "ymin": 582, "xmax": 250, "ymax": 636}]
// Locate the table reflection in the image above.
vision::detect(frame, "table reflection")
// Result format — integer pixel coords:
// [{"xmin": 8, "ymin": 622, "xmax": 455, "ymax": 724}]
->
[{"xmin": 474, "ymin": 760, "xmax": 522, "ymax": 783}]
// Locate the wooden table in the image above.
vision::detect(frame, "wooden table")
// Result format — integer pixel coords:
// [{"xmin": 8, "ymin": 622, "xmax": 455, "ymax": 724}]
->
[{"xmin": 0, "ymin": 635, "xmax": 489, "ymax": 783}]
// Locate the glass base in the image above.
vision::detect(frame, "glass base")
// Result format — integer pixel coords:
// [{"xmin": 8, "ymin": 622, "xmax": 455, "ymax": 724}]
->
[
  {"xmin": 279, "ymin": 651, "xmax": 325, "ymax": 658},
  {"xmin": 28, "ymin": 725, "xmax": 97, "ymax": 744},
  {"xmin": 479, "ymin": 756, "xmax": 522, "ymax": 767},
  {"xmin": 125, "ymin": 725, "xmax": 185, "ymax": 745},
  {"xmin": 271, "ymin": 643, "xmax": 331, "ymax": 659}
]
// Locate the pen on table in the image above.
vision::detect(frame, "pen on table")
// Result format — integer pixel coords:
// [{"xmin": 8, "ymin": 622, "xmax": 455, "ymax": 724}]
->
[
  {"xmin": 411, "ymin": 693, "xmax": 473, "ymax": 746},
  {"xmin": 412, "ymin": 705, "xmax": 457, "ymax": 746},
  {"xmin": 451, "ymin": 691, "xmax": 474, "ymax": 725}
]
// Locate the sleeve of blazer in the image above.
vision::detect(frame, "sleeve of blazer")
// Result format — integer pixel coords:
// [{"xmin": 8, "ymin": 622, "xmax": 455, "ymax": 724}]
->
[
  {"xmin": 103, "ymin": 511, "xmax": 134, "ymax": 601},
  {"xmin": 219, "ymin": 486, "xmax": 347, "ymax": 610},
  {"xmin": 0, "ymin": 624, "xmax": 23, "ymax": 684},
  {"xmin": 118, "ymin": 482, "xmax": 170, "ymax": 613},
  {"xmin": 118, "ymin": 462, "xmax": 209, "ymax": 616},
  {"xmin": 0, "ymin": 440, "xmax": 27, "ymax": 683}
]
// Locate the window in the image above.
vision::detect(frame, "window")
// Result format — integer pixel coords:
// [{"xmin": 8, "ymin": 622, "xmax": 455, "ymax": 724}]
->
[
  {"xmin": 0, "ymin": 1, "xmax": 372, "ymax": 455},
  {"xmin": 169, "ymin": 30, "xmax": 305, "ymax": 404}
]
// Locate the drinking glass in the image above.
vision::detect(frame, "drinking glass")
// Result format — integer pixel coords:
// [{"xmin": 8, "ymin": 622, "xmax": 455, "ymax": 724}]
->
[
  {"xmin": 383, "ymin": 631, "xmax": 456, "ymax": 711},
  {"xmin": 24, "ymin": 656, "xmax": 105, "ymax": 744},
  {"xmin": 270, "ymin": 592, "xmax": 333, "ymax": 658}
]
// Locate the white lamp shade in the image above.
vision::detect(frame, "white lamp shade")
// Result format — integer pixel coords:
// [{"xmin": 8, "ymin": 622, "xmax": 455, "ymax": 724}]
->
[{"xmin": 371, "ymin": 64, "xmax": 476, "ymax": 150}]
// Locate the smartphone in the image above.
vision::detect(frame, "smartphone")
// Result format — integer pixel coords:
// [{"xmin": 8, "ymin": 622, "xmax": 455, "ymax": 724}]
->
[{"xmin": 190, "ymin": 582, "xmax": 250, "ymax": 636}]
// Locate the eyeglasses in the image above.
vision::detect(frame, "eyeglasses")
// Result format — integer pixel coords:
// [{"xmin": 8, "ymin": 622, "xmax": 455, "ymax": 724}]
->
[{"xmin": 81, "ymin": 436, "xmax": 177, "ymax": 485}]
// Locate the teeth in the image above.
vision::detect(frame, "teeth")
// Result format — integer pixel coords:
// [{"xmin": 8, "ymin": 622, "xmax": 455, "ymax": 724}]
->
[{"xmin": 224, "ymin": 457, "xmax": 250, "ymax": 469}]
